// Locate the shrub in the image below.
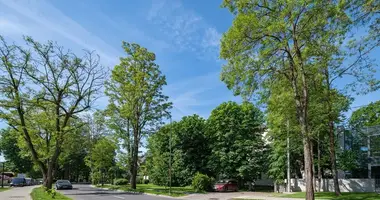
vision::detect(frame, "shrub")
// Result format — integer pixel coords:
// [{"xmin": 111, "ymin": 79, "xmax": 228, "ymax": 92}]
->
[
  {"xmin": 114, "ymin": 178, "xmax": 129, "ymax": 185},
  {"xmin": 43, "ymin": 186, "xmax": 57, "ymax": 198},
  {"xmin": 191, "ymin": 173, "xmax": 212, "ymax": 192}
]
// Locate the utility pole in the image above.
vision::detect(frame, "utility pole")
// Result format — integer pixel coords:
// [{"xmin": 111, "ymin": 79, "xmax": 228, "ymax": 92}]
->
[
  {"xmin": 1, "ymin": 162, "xmax": 4, "ymax": 188},
  {"xmin": 287, "ymin": 120, "xmax": 291, "ymax": 193},
  {"xmin": 169, "ymin": 115, "xmax": 172, "ymax": 196}
]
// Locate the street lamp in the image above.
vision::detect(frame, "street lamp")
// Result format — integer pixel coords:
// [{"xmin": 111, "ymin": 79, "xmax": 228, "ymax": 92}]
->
[{"xmin": 0, "ymin": 155, "xmax": 6, "ymax": 188}]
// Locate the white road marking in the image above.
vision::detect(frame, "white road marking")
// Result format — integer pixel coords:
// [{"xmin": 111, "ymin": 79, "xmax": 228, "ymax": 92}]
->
[{"xmin": 112, "ymin": 195, "xmax": 125, "ymax": 199}]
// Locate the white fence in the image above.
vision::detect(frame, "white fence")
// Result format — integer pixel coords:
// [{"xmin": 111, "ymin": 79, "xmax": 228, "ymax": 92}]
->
[{"xmin": 286, "ymin": 178, "xmax": 376, "ymax": 192}]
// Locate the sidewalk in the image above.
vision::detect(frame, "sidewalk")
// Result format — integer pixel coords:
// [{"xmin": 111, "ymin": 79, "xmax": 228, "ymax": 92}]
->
[
  {"xmin": 0, "ymin": 186, "xmax": 37, "ymax": 200},
  {"xmin": 181, "ymin": 192, "xmax": 301, "ymax": 200}
]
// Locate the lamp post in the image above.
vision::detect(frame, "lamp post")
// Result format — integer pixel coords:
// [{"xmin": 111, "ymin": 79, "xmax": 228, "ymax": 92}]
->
[
  {"xmin": 0, "ymin": 155, "xmax": 6, "ymax": 188},
  {"xmin": 168, "ymin": 114, "xmax": 172, "ymax": 196},
  {"xmin": 286, "ymin": 120, "xmax": 291, "ymax": 193}
]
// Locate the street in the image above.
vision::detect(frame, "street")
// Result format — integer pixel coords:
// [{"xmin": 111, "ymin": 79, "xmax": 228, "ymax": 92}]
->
[{"xmin": 60, "ymin": 184, "xmax": 180, "ymax": 200}]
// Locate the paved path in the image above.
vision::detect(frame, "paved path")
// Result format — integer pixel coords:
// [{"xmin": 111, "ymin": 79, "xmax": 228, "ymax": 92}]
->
[
  {"xmin": 0, "ymin": 186, "xmax": 36, "ymax": 200},
  {"xmin": 181, "ymin": 192, "xmax": 300, "ymax": 200},
  {"xmin": 60, "ymin": 184, "xmax": 181, "ymax": 200}
]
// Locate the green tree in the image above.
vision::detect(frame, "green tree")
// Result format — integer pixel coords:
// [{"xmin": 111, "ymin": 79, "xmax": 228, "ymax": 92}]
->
[
  {"xmin": 0, "ymin": 36, "xmax": 105, "ymax": 189},
  {"xmin": 0, "ymin": 128, "xmax": 34, "ymax": 173},
  {"xmin": 57, "ymin": 122, "xmax": 91, "ymax": 182},
  {"xmin": 105, "ymin": 42, "xmax": 171, "ymax": 189},
  {"xmin": 86, "ymin": 137, "xmax": 116, "ymax": 185},
  {"xmin": 350, "ymin": 101, "xmax": 380, "ymax": 128},
  {"xmin": 207, "ymin": 101, "xmax": 265, "ymax": 183},
  {"xmin": 146, "ymin": 115, "xmax": 210, "ymax": 186},
  {"xmin": 219, "ymin": 1, "xmax": 350, "ymax": 198}
]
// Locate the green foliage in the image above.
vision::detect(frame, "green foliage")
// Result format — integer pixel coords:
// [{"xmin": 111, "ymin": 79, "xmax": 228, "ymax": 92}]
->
[
  {"xmin": 350, "ymin": 101, "xmax": 380, "ymax": 128},
  {"xmin": 146, "ymin": 115, "xmax": 209, "ymax": 187},
  {"xmin": 31, "ymin": 187, "xmax": 71, "ymax": 200},
  {"xmin": 105, "ymin": 41, "xmax": 171, "ymax": 188},
  {"xmin": 191, "ymin": 173, "xmax": 212, "ymax": 192},
  {"xmin": 86, "ymin": 137, "xmax": 116, "ymax": 171},
  {"xmin": 114, "ymin": 178, "xmax": 129, "ymax": 185},
  {"xmin": 0, "ymin": 128, "xmax": 34, "ymax": 173},
  {"xmin": 207, "ymin": 101, "xmax": 265, "ymax": 182},
  {"xmin": 0, "ymin": 35, "xmax": 105, "ymax": 189},
  {"xmin": 44, "ymin": 187, "xmax": 57, "ymax": 199}
]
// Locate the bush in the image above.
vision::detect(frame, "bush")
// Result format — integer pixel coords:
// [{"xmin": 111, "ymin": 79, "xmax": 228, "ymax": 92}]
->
[
  {"xmin": 42, "ymin": 186, "xmax": 56, "ymax": 198},
  {"xmin": 114, "ymin": 178, "xmax": 128, "ymax": 185},
  {"xmin": 191, "ymin": 173, "xmax": 213, "ymax": 192}
]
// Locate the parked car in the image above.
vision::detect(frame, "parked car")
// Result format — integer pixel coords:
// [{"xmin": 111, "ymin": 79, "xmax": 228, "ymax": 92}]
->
[
  {"xmin": 25, "ymin": 178, "xmax": 32, "ymax": 186},
  {"xmin": 55, "ymin": 180, "xmax": 73, "ymax": 190},
  {"xmin": 10, "ymin": 177, "xmax": 26, "ymax": 187},
  {"xmin": 213, "ymin": 179, "xmax": 238, "ymax": 192}
]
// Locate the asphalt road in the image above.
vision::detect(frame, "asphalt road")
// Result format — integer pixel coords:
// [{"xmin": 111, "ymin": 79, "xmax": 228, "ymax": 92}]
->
[{"xmin": 59, "ymin": 184, "xmax": 180, "ymax": 200}]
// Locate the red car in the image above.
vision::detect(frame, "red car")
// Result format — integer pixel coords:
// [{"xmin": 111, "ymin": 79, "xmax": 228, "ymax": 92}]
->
[{"xmin": 213, "ymin": 179, "xmax": 238, "ymax": 192}]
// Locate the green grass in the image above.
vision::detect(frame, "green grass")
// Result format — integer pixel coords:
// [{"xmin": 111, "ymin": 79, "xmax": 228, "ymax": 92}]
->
[
  {"xmin": 279, "ymin": 192, "xmax": 380, "ymax": 200},
  {"xmin": 0, "ymin": 187, "xmax": 10, "ymax": 192},
  {"xmin": 97, "ymin": 183, "xmax": 198, "ymax": 197},
  {"xmin": 31, "ymin": 187, "xmax": 72, "ymax": 200}
]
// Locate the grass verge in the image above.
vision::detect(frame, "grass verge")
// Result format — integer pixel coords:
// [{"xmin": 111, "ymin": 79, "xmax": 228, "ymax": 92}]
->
[
  {"xmin": 278, "ymin": 192, "xmax": 380, "ymax": 200},
  {"xmin": 97, "ymin": 183, "xmax": 198, "ymax": 197},
  {"xmin": 0, "ymin": 187, "xmax": 10, "ymax": 192},
  {"xmin": 31, "ymin": 187, "xmax": 72, "ymax": 200}
]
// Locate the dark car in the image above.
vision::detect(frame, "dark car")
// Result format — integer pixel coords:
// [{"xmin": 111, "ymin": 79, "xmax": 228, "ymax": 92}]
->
[
  {"xmin": 55, "ymin": 180, "xmax": 73, "ymax": 190},
  {"xmin": 10, "ymin": 178, "xmax": 26, "ymax": 187},
  {"xmin": 213, "ymin": 179, "xmax": 238, "ymax": 192}
]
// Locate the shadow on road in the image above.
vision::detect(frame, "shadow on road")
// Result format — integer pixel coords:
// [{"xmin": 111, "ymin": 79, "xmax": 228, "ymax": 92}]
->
[{"xmin": 67, "ymin": 191, "xmax": 144, "ymax": 196}]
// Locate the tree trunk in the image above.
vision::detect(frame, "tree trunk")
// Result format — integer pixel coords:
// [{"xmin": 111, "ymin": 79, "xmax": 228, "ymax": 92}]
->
[
  {"xmin": 317, "ymin": 133, "xmax": 322, "ymax": 192},
  {"xmin": 328, "ymin": 120, "xmax": 341, "ymax": 195},
  {"xmin": 324, "ymin": 68, "xmax": 341, "ymax": 196},
  {"xmin": 130, "ymin": 128, "xmax": 139, "ymax": 189},
  {"xmin": 310, "ymin": 140, "xmax": 316, "ymax": 192},
  {"xmin": 303, "ymin": 137, "xmax": 315, "ymax": 200},
  {"xmin": 43, "ymin": 163, "xmax": 54, "ymax": 189}
]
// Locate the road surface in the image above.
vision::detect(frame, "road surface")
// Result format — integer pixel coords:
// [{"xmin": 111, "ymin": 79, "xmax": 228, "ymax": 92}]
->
[
  {"xmin": 0, "ymin": 186, "xmax": 36, "ymax": 200},
  {"xmin": 60, "ymin": 184, "xmax": 180, "ymax": 200}
]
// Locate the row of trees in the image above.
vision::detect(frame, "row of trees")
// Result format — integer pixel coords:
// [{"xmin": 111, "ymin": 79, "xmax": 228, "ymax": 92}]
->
[
  {"xmin": 0, "ymin": 35, "xmax": 171, "ymax": 190},
  {"xmin": 219, "ymin": 0, "xmax": 379, "ymax": 199},
  {"xmin": 146, "ymin": 102, "xmax": 266, "ymax": 187}
]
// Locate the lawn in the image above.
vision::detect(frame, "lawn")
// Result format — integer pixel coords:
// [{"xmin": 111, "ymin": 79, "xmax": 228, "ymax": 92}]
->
[
  {"xmin": 279, "ymin": 192, "xmax": 380, "ymax": 200},
  {"xmin": 97, "ymin": 183, "xmax": 197, "ymax": 197},
  {"xmin": 31, "ymin": 187, "xmax": 72, "ymax": 200},
  {"xmin": 0, "ymin": 187, "xmax": 10, "ymax": 192}
]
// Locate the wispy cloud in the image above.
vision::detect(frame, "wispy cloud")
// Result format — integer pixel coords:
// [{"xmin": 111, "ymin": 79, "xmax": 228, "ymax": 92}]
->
[
  {"xmin": 147, "ymin": 0, "xmax": 222, "ymax": 61},
  {"xmin": 0, "ymin": 0, "xmax": 120, "ymax": 66}
]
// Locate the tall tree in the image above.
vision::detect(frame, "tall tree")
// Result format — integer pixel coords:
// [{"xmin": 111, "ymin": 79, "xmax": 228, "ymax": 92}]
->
[
  {"xmin": 219, "ymin": 1, "xmax": 349, "ymax": 198},
  {"xmin": 105, "ymin": 42, "xmax": 171, "ymax": 189},
  {"xmin": 207, "ymin": 101, "xmax": 265, "ymax": 183},
  {"xmin": 0, "ymin": 36, "xmax": 105, "ymax": 189}
]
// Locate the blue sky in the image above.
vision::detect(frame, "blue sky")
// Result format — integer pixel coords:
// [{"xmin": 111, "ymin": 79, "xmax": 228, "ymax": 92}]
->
[{"xmin": 0, "ymin": 0, "xmax": 379, "ymax": 124}]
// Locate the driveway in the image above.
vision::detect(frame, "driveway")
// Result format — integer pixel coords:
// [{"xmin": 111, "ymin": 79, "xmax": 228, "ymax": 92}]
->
[{"xmin": 60, "ymin": 184, "xmax": 181, "ymax": 200}]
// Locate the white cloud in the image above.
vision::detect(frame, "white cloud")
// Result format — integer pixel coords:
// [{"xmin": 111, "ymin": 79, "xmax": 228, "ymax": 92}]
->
[
  {"xmin": 0, "ymin": 0, "xmax": 120, "ymax": 66},
  {"xmin": 147, "ymin": 0, "xmax": 222, "ymax": 61}
]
